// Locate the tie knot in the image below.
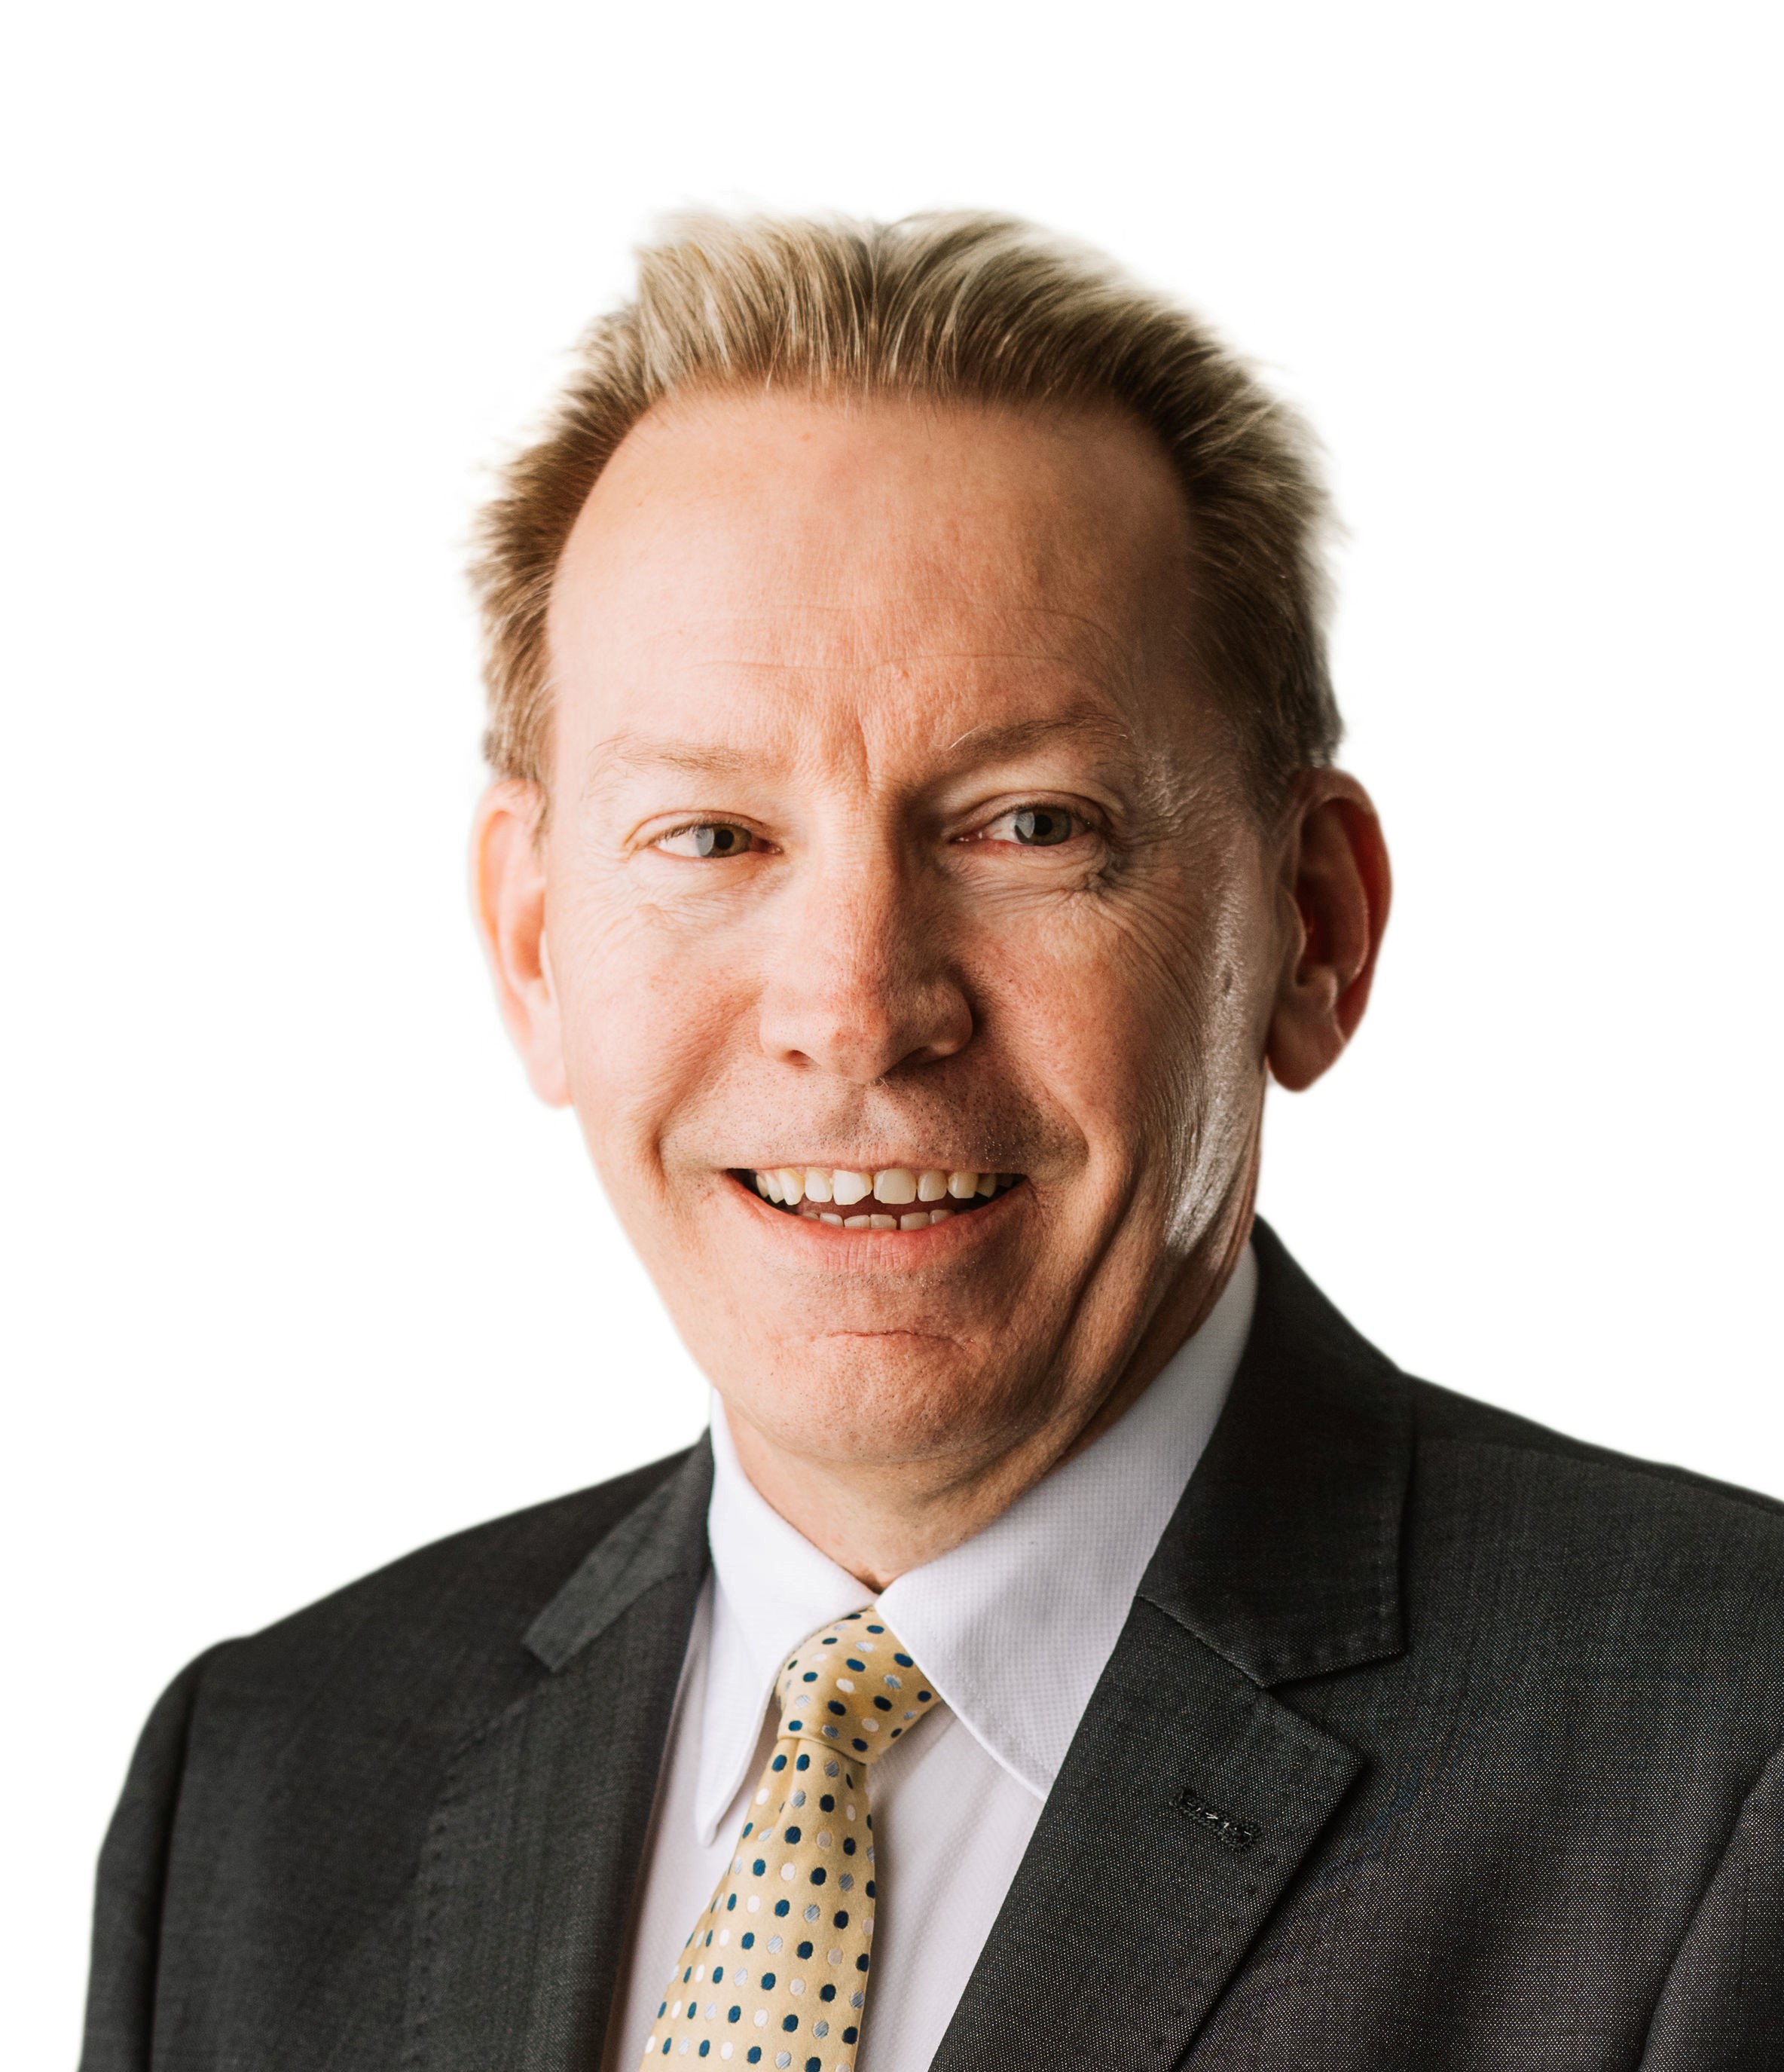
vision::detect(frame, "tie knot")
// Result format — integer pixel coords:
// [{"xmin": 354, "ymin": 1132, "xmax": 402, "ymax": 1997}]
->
[{"xmin": 774, "ymin": 1608, "xmax": 936, "ymax": 1764}]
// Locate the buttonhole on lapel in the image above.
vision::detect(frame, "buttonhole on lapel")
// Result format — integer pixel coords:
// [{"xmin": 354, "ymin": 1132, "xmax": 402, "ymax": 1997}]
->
[{"xmin": 1176, "ymin": 1787, "xmax": 1260, "ymax": 1853}]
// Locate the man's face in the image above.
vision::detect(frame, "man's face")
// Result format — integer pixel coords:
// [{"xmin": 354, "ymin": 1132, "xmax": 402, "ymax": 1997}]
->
[{"xmin": 521, "ymin": 393, "xmax": 1287, "ymax": 1483}]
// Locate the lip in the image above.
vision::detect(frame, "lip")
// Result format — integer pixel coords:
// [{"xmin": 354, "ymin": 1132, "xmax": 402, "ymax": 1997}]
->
[{"xmin": 724, "ymin": 1169, "xmax": 1025, "ymax": 1259}]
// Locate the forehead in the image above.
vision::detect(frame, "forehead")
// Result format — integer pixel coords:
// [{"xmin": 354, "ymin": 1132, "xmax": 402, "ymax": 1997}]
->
[{"xmin": 545, "ymin": 390, "xmax": 1205, "ymax": 780}]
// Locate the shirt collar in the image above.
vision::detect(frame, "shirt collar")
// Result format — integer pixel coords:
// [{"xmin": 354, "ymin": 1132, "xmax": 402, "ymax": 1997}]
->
[{"xmin": 696, "ymin": 1242, "xmax": 1257, "ymax": 1840}]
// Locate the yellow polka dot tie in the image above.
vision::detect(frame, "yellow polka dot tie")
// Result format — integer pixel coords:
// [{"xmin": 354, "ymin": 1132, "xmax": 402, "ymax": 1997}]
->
[{"xmin": 639, "ymin": 1609, "xmax": 939, "ymax": 2072}]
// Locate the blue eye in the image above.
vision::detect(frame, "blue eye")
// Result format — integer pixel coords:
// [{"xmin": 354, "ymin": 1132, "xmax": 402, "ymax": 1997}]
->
[{"xmin": 658, "ymin": 823, "xmax": 756, "ymax": 858}]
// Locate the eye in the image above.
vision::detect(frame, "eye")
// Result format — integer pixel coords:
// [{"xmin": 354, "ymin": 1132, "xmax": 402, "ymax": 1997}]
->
[
  {"xmin": 981, "ymin": 805, "xmax": 1081, "ymax": 848},
  {"xmin": 654, "ymin": 822, "xmax": 758, "ymax": 859}
]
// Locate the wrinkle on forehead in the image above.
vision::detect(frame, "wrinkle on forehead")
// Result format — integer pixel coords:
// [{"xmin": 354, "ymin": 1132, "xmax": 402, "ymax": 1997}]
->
[{"xmin": 580, "ymin": 705, "xmax": 1147, "ymax": 809}]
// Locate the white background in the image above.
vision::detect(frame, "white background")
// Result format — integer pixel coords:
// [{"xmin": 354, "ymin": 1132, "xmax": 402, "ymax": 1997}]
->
[{"xmin": 5, "ymin": 1, "xmax": 1780, "ymax": 2058}]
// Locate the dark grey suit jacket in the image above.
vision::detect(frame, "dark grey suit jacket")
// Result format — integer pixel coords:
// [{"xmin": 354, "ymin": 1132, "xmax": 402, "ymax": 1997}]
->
[{"xmin": 82, "ymin": 1224, "xmax": 1784, "ymax": 2068}]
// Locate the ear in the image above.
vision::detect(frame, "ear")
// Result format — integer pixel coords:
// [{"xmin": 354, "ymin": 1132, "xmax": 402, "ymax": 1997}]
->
[
  {"xmin": 1265, "ymin": 771, "xmax": 1392, "ymax": 1093},
  {"xmin": 471, "ymin": 779, "xmax": 571, "ymax": 1107}
]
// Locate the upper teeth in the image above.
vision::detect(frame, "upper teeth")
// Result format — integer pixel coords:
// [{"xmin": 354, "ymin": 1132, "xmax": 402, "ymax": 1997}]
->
[{"xmin": 753, "ymin": 1166, "xmax": 1011, "ymax": 1209}]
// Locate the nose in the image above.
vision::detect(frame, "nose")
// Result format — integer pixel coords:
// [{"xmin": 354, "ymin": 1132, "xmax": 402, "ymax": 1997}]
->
[{"xmin": 756, "ymin": 853, "xmax": 973, "ymax": 1083}]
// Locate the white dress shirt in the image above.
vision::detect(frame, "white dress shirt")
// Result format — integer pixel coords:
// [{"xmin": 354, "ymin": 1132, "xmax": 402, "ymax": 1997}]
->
[{"xmin": 602, "ymin": 1245, "xmax": 1257, "ymax": 2072}]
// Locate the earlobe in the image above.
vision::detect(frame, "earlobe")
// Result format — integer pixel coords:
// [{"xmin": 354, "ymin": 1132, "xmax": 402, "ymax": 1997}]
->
[
  {"xmin": 1263, "ymin": 774, "xmax": 1391, "ymax": 1093},
  {"xmin": 471, "ymin": 780, "xmax": 572, "ymax": 1107}
]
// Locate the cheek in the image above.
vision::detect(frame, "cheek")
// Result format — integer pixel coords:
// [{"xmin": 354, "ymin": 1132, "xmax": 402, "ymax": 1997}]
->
[
  {"xmin": 979, "ymin": 866, "xmax": 1269, "ymax": 1194},
  {"xmin": 547, "ymin": 884, "xmax": 745, "ymax": 1168}
]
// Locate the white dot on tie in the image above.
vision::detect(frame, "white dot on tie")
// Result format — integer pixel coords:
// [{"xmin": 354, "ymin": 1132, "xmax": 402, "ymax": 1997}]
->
[
  {"xmin": 827, "ymin": 1948, "xmax": 842, "ymax": 1965},
  {"xmin": 753, "ymin": 2010, "xmax": 768, "ymax": 2028},
  {"xmin": 780, "ymin": 1863, "xmax": 796, "ymax": 1881}
]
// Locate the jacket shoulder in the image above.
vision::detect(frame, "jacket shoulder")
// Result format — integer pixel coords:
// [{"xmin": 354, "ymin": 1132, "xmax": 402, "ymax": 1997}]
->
[
  {"xmin": 1410, "ymin": 1375, "xmax": 1784, "ymax": 1526},
  {"xmin": 1404, "ymin": 1376, "xmax": 1784, "ymax": 1692}
]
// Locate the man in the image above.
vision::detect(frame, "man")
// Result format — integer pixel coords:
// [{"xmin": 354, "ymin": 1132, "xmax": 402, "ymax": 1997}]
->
[{"xmin": 83, "ymin": 213, "xmax": 1784, "ymax": 2070}]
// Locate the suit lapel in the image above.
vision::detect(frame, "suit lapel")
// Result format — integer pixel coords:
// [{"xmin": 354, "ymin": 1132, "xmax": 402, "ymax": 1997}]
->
[
  {"xmin": 403, "ymin": 1443, "xmax": 713, "ymax": 2072},
  {"xmin": 930, "ymin": 1599, "xmax": 1361, "ymax": 2070},
  {"xmin": 933, "ymin": 1221, "xmax": 1413, "ymax": 2070}
]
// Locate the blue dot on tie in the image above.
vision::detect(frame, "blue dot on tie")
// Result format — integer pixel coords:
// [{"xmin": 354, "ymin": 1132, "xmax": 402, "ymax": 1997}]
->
[
  {"xmin": 752, "ymin": 1860, "xmax": 765, "ymax": 1876},
  {"xmin": 842, "ymin": 2028, "xmax": 858, "ymax": 2045},
  {"xmin": 774, "ymin": 1900, "xmax": 790, "ymax": 1917},
  {"xmin": 761, "ymin": 1972, "xmax": 776, "ymax": 1989},
  {"xmin": 845, "ymin": 1658, "xmax": 865, "ymax": 1671},
  {"xmin": 784, "ymin": 1826, "xmax": 802, "ymax": 1843},
  {"xmin": 782, "ymin": 2015, "xmax": 799, "ymax": 2032},
  {"xmin": 795, "ymin": 1755, "xmax": 810, "ymax": 1771},
  {"xmin": 771, "ymin": 1755, "xmax": 787, "ymax": 1771},
  {"xmin": 826, "ymin": 1701, "xmax": 846, "ymax": 1716},
  {"xmin": 747, "ymin": 2052, "xmax": 762, "ymax": 2065},
  {"xmin": 796, "ymin": 1941, "xmax": 813, "ymax": 1958},
  {"xmin": 832, "ymin": 1911, "xmax": 848, "ymax": 1927},
  {"xmin": 729, "ymin": 2008, "xmax": 741, "ymax": 2023},
  {"xmin": 856, "ymin": 1953, "xmax": 870, "ymax": 1971}
]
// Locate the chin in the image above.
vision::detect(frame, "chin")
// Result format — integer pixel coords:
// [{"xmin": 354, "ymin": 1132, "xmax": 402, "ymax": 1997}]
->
[{"xmin": 723, "ymin": 1334, "xmax": 1059, "ymax": 1471}]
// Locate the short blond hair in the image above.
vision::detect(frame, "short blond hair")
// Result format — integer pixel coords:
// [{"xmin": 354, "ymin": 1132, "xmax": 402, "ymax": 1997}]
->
[{"xmin": 472, "ymin": 211, "xmax": 1339, "ymax": 812}]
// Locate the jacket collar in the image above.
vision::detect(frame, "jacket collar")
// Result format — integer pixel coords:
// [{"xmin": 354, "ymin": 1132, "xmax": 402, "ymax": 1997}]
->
[
  {"xmin": 1140, "ymin": 1215, "xmax": 1410, "ymax": 1686},
  {"xmin": 524, "ymin": 1435, "xmax": 713, "ymax": 1672}
]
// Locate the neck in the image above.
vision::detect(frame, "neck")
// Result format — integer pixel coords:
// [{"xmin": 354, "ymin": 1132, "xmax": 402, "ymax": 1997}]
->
[{"xmin": 721, "ymin": 1175, "xmax": 1257, "ymax": 1592}]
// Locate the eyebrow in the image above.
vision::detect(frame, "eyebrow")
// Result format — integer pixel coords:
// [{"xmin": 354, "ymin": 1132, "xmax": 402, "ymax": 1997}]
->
[
  {"xmin": 588, "ymin": 737, "xmax": 757, "ymax": 779},
  {"xmin": 939, "ymin": 712, "xmax": 1138, "ymax": 759},
  {"xmin": 584, "ymin": 708, "xmax": 1141, "ymax": 798}
]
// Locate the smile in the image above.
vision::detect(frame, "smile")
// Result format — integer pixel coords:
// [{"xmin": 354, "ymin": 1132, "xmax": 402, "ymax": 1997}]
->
[{"xmin": 742, "ymin": 1166, "xmax": 1022, "ymax": 1231}]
